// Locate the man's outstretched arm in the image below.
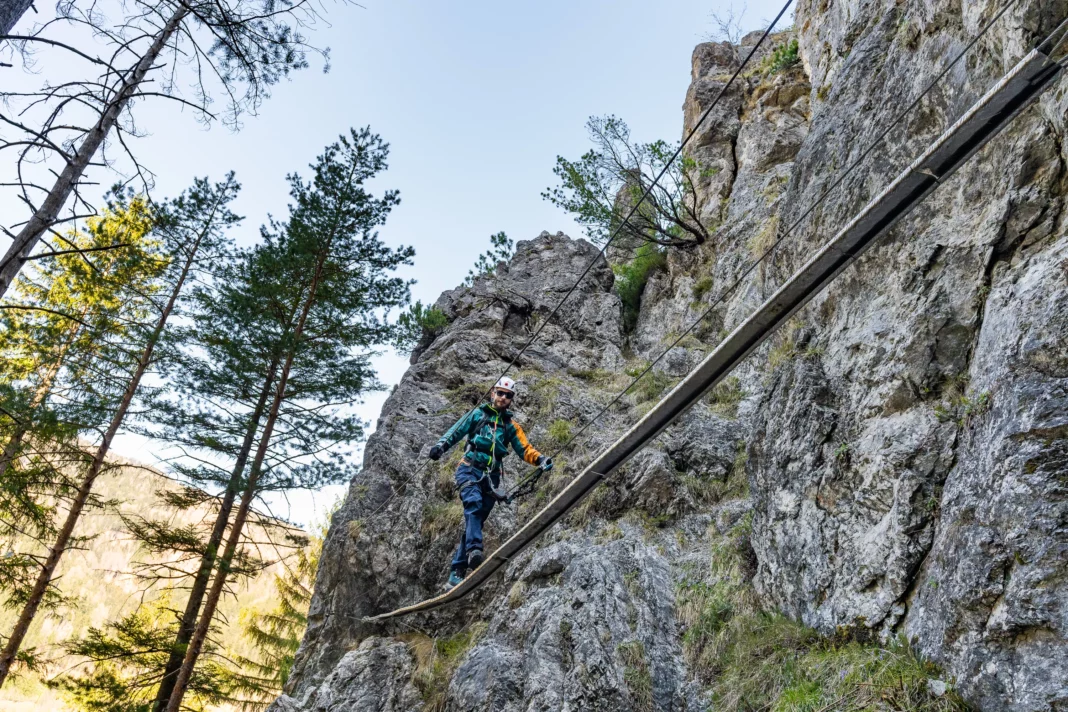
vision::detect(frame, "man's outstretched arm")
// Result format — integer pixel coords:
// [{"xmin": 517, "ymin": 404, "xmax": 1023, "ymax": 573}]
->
[{"xmin": 429, "ymin": 407, "xmax": 479, "ymax": 459}]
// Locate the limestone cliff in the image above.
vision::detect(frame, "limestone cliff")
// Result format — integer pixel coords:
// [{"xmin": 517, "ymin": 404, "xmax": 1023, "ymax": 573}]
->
[{"xmin": 272, "ymin": 0, "xmax": 1068, "ymax": 709}]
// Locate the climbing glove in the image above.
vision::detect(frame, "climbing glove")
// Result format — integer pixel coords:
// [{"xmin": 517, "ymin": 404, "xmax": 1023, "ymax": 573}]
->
[
  {"xmin": 537, "ymin": 456, "xmax": 554, "ymax": 472},
  {"xmin": 429, "ymin": 444, "xmax": 444, "ymax": 461}
]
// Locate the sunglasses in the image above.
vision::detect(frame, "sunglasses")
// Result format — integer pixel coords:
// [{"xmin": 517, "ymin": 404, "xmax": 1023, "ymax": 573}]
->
[{"xmin": 493, "ymin": 390, "xmax": 514, "ymax": 399}]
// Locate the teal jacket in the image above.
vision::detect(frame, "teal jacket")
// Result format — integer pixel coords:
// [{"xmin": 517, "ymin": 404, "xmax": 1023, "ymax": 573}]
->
[{"xmin": 437, "ymin": 404, "xmax": 542, "ymax": 472}]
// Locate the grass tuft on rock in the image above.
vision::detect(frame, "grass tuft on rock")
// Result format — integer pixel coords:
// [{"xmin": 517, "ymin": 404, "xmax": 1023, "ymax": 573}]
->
[
  {"xmin": 706, "ymin": 376, "xmax": 744, "ymax": 418},
  {"xmin": 626, "ymin": 363, "xmax": 676, "ymax": 404},
  {"xmin": 405, "ymin": 623, "xmax": 487, "ymax": 712},
  {"xmin": 617, "ymin": 640, "xmax": 654, "ymax": 711},
  {"xmin": 548, "ymin": 418, "xmax": 573, "ymax": 445},
  {"xmin": 421, "ymin": 500, "xmax": 463, "ymax": 538},
  {"xmin": 692, "ymin": 276, "xmax": 714, "ymax": 300}
]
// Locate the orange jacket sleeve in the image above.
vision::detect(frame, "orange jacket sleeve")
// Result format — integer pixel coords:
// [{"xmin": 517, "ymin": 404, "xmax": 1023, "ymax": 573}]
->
[{"xmin": 509, "ymin": 421, "xmax": 541, "ymax": 465}]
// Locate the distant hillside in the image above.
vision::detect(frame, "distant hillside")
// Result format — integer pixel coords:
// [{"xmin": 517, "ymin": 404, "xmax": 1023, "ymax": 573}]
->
[{"xmin": 0, "ymin": 457, "xmax": 297, "ymax": 711}]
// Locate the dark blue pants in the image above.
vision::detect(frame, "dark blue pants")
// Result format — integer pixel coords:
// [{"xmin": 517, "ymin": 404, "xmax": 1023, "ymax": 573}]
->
[{"xmin": 450, "ymin": 463, "xmax": 498, "ymax": 573}]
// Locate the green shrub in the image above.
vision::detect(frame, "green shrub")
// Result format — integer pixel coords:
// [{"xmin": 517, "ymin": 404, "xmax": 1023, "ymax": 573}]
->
[
  {"xmin": 548, "ymin": 418, "xmax": 573, "ymax": 445},
  {"xmin": 764, "ymin": 38, "xmax": 800, "ymax": 75},
  {"xmin": 935, "ymin": 384, "xmax": 992, "ymax": 427},
  {"xmin": 395, "ymin": 301, "xmax": 449, "ymax": 354},
  {"xmin": 614, "ymin": 243, "xmax": 667, "ymax": 332}
]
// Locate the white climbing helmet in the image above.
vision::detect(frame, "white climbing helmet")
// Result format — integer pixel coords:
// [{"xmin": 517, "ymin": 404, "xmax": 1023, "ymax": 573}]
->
[{"xmin": 495, "ymin": 376, "xmax": 517, "ymax": 394}]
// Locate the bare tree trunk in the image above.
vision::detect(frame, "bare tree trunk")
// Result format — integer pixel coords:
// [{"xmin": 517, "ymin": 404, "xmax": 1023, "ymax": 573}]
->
[
  {"xmin": 149, "ymin": 360, "xmax": 278, "ymax": 712},
  {"xmin": 165, "ymin": 254, "xmax": 327, "ymax": 712},
  {"xmin": 0, "ymin": 202, "xmax": 196, "ymax": 688},
  {"xmin": 0, "ymin": 4, "xmax": 187, "ymax": 299},
  {"xmin": 0, "ymin": 0, "xmax": 33, "ymax": 36}
]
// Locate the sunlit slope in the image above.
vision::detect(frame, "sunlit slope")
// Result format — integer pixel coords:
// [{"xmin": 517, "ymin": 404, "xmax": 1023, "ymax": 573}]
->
[{"xmin": 0, "ymin": 457, "xmax": 293, "ymax": 711}]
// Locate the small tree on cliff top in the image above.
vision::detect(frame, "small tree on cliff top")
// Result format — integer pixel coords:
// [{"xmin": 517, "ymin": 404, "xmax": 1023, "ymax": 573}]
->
[
  {"xmin": 543, "ymin": 115, "xmax": 711, "ymax": 251},
  {"xmin": 465, "ymin": 231, "xmax": 513, "ymax": 285}
]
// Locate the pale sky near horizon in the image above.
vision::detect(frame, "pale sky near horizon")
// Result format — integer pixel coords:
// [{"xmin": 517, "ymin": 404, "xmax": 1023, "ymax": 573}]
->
[{"xmin": 3, "ymin": 0, "xmax": 787, "ymax": 527}]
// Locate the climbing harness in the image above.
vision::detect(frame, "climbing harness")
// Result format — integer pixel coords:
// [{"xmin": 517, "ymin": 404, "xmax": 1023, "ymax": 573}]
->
[{"xmin": 458, "ymin": 408, "xmax": 501, "ymax": 479}]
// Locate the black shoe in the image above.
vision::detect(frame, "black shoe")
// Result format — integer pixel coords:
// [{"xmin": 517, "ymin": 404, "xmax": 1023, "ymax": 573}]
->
[{"xmin": 467, "ymin": 549, "xmax": 484, "ymax": 569}]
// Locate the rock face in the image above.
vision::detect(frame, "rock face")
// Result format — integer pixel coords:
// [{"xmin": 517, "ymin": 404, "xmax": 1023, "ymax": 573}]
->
[{"xmin": 275, "ymin": 1, "xmax": 1068, "ymax": 710}]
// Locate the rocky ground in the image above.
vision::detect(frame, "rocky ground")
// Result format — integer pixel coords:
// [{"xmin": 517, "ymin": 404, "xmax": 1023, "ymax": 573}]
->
[{"xmin": 271, "ymin": 0, "xmax": 1068, "ymax": 709}]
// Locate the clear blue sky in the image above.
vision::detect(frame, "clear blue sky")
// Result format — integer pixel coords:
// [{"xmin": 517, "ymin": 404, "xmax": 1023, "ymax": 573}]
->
[{"xmin": 6, "ymin": 0, "xmax": 787, "ymax": 525}]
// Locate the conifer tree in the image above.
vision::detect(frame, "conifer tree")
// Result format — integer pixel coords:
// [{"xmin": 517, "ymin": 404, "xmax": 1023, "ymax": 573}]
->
[
  {"xmin": 0, "ymin": 193, "xmax": 159, "ymax": 481},
  {"xmin": 0, "ymin": 195, "xmax": 164, "ymax": 665},
  {"xmin": 464, "ymin": 231, "xmax": 513, "ymax": 285},
  {"xmin": 165, "ymin": 127, "xmax": 414, "ymax": 712},
  {"xmin": 55, "ymin": 593, "xmax": 235, "ymax": 710},
  {"xmin": 142, "ymin": 248, "xmax": 296, "ymax": 711},
  {"xmin": 0, "ymin": 176, "xmax": 241, "ymax": 687},
  {"xmin": 53, "ymin": 492, "xmax": 301, "ymax": 711}
]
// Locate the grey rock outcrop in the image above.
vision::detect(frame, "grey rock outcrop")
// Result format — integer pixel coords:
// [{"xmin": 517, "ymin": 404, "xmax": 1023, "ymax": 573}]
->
[
  {"xmin": 271, "ymin": 638, "xmax": 423, "ymax": 712},
  {"xmin": 449, "ymin": 526, "xmax": 700, "ymax": 712},
  {"xmin": 276, "ymin": 0, "xmax": 1068, "ymax": 709},
  {"xmin": 744, "ymin": 2, "xmax": 1068, "ymax": 709}
]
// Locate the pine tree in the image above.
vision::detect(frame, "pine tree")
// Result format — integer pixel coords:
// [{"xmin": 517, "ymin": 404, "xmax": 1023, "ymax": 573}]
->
[
  {"xmin": 164, "ymin": 127, "xmax": 413, "ymax": 711},
  {"xmin": 0, "ymin": 176, "xmax": 241, "ymax": 687},
  {"xmin": 464, "ymin": 231, "xmax": 513, "ymax": 285},
  {"xmin": 141, "ymin": 236, "xmax": 305, "ymax": 712},
  {"xmin": 0, "ymin": 195, "xmax": 165, "ymax": 672},
  {"xmin": 52, "ymin": 496, "xmax": 300, "ymax": 712}
]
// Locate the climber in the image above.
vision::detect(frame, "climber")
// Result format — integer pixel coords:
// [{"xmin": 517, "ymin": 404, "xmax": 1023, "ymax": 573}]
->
[{"xmin": 428, "ymin": 376, "xmax": 553, "ymax": 589}]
